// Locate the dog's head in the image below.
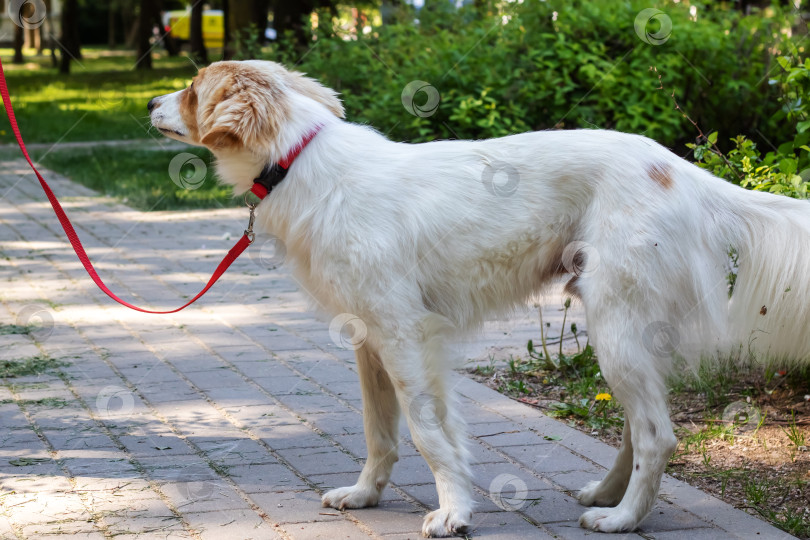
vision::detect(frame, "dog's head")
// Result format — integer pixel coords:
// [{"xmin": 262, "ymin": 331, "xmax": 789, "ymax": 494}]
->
[{"xmin": 148, "ymin": 60, "xmax": 344, "ymax": 155}]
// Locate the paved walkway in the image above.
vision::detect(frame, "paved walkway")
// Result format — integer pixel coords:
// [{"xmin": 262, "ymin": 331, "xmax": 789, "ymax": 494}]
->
[{"xmin": 0, "ymin": 159, "xmax": 794, "ymax": 539}]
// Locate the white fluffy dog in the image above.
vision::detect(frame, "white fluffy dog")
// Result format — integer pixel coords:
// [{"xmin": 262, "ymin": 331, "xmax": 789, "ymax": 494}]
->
[{"xmin": 149, "ymin": 60, "xmax": 810, "ymax": 536}]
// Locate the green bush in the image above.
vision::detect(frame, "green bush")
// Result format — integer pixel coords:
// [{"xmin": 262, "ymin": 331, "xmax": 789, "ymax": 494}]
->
[
  {"xmin": 689, "ymin": 47, "xmax": 810, "ymax": 199},
  {"xmin": 268, "ymin": 0, "xmax": 794, "ymax": 150}
]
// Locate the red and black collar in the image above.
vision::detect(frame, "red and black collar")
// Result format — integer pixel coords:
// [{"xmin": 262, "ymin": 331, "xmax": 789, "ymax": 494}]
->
[{"xmin": 250, "ymin": 126, "xmax": 322, "ymax": 200}]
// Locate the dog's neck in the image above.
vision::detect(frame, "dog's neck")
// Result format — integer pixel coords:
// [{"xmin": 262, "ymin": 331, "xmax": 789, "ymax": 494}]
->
[{"xmin": 250, "ymin": 125, "xmax": 322, "ymax": 199}]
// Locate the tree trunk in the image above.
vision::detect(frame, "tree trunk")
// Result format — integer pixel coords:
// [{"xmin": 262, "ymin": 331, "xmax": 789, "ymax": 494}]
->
[
  {"xmin": 154, "ymin": 0, "xmax": 178, "ymax": 56},
  {"xmin": 222, "ymin": 0, "xmax": 232, "ymax": 59},
  {"xmin": 272, "ymin": 0, "xmax": 314, "ymax": 48},
  {"xmin": 59, "ymin": 0, "xmax": 80, "ymax": 74},
  {"xmin": 189, "ymin": 2, "xmax": 208, "ymax": 64},
  {"xmin": 108, "ymin": 1, "xmax": 116, "ymax": 48},
  {"xmin": 13, "ymin": 25, "xmax": 24, "ymax": 64},
  {"xmin": 228, "ymin": 0, "xmax": 254, "ymax": 52},
  {"xmin": 253, "ymin": 0, "xmax": 271, "ymax": 44},
  {"xmin": 135, "ymin": 0, "xmax": 154, "ymax": 70}
]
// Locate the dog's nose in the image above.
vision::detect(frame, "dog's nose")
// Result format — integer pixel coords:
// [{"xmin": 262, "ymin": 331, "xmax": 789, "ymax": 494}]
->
[{"xmin": 147, "ymin": 98, "xmax": 157, "ymax": 112}]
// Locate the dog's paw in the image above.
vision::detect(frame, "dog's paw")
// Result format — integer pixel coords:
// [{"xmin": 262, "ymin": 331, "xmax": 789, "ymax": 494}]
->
[
  {"xmin": 421, "ymin": 508, "xmax": 472, "ymax": 538},
  {"xmin": 321, "ymin": 485, "xmax": 380, "ymax": 510},
  {"xmin": 579, "ymin": 507, "xmax": 639, "ymax": 533},
  {"xmin": 578, "ymin": 480, "xmax": 623, "ymax": 507}
]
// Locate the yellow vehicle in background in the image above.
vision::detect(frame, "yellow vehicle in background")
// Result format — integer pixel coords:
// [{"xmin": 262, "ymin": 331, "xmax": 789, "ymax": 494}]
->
[{"xmin": 162, "ymin": 10, "xmax": 224, "ymax": 48}]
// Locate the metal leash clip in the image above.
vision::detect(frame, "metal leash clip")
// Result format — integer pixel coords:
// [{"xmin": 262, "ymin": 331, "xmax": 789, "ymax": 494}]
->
[{"xmin": 244, "ymin": 194, "xmax": 257, "ymax": 244}]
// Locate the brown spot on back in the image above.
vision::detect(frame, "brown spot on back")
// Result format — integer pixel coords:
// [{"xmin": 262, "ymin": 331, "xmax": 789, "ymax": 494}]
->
[
  {"xmin": 760, "ymin": 305, "xmax": 767, "ymax": 315},
  {"xmin": 647, "ymin": 163, "xmax": 673, "ymax": 190}
]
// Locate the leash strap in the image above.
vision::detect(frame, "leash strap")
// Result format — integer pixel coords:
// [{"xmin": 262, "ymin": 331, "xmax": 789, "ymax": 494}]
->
[{"xmin": 0, "ymin": 57, "xmax": 252, "ymax": 314}]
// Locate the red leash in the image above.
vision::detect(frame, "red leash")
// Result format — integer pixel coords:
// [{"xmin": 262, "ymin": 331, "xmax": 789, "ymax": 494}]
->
[{"xmin": 0, "ymin": 58, "xmax": 272, "ymax": 314}]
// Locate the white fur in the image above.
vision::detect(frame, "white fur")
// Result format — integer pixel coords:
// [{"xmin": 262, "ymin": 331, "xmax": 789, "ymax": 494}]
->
[{"xmin": 150, "ymin": 60, "xmax": 810, "ymax": 536}]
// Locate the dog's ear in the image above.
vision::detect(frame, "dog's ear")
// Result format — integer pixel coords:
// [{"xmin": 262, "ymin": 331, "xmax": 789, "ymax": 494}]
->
[
  {"xmin": 200, "ymin": 88, "xmax": 287, "ymax": 152},
  {"xmin": 285, "ymin": 71, "xmax": 345, "ymax": 119}
]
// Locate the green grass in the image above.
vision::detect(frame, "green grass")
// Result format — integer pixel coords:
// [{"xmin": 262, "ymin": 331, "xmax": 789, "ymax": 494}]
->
[
  {"xmin": 0, "ymin": 355, "xmax": 66, "ymax": 378},
  {"xmin": 34, "ymin": 146, "xmax": 237, "ymax": 211},
  {"xmin": 0, "ymin": 47, "xmax": 198, "ymax": 144}
]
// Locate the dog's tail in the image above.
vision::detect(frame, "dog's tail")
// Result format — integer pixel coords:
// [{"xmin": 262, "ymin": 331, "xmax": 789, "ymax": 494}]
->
[{"xmin": 715, "ymin": 180, "xmax": 810, "ymax": 365}]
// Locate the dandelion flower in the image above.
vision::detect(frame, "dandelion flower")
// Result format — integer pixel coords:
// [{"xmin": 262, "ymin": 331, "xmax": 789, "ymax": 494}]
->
[{"xmin": 595, "ymin": 393, "xmax": 612, "ymax": 401}]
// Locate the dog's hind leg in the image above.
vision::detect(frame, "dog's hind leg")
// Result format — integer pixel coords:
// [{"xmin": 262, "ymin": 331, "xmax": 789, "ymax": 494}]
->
[
  {"xmin": 578, "ymin": 417, "xmax": 633, "ymax": 507},
  {"xmin": 578, "ymin": 328, "xmax": 677, "ymax": 532},
  {"xmin": 322, "ymin": 346, "xmax": 400, "ymax": 509}
]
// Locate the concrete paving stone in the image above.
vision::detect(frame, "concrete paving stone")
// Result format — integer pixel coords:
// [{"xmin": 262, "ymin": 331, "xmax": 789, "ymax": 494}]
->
[
  {"xmin": 3, "ymin": 491, "xmax": 89, "ymax": 525},
  {"xmin": 302, "ymin": 364, "xmax": 359, "ymax": 385},
  {"xmin": 224, "ymin": 404, "xmax": 300, "ymax": 430},
  {"xmin": 274, "ymin": 391, "xmax": 356, "ymax": 416},
  {"xmin": 165, "ymin": 353, "xmax": 228, "ymax": 373},
  {"xmin": 257, "ymin": 424, "xmax": 334, "ymax": 451},
  {"xmin": 467, "ymin": 439, "xmax": 509, "ymax": 465},
  {"xmin": 251, "ymin": 490, "xmax": 343, "ymax": 524},
  {"xmin": 183, "ymin": 508, "xmax": 282, "ymax": 540},
  {"xmin": 251, "ymin": 375, "xmax": 318, "ymax": 396},
  {"xmin": 330, "ymin": 433, "xmax": 369, "ymax": 458},
  {"xmin": 118, "ymin": 363, "xmax": 183, "ymax": 386},
  {"xmin": 286, "ymin": 519, "xmax": 372, "ymax": 539},
  {"xmin": 276, "ymin": 446, "xmax": 363, "ymax": 477},
  {"xmin": 20, "ymin": 520, "xmax": 102, "ymax": 536},
  {"xmin": 208, "ymin": 346, "xmax": 275, "ymax": 363},
  {"xmin": 500, "ymin": 442, "xmax": 602, "ymax": 476},
  {"xmin": 519, "ymin": 488, "xmax": 591, "ymax": 524},
  {"xmin": 307, "ymin": 472, "xmax": 363, "ymax": 493},
  {"xmin": 61, "ymin": 456, "xmax": 140, "ymax": 479},
  {"xmin": 161, "ymin": 479, "xmax": 249, "ymax": 513},
  {"xmin": 471, "ymin": 462, "xmax": 557, "ymax": 493},
  {"xmin": 545, "ymin": 469, "xmax": 605, "ymax": 492},
  {"xmin": 118, "ymin": 432, "xmax": 196, "ymax": 458},
  {"xmin": 317, "ymin": 379, "xmax": 361, "ymax": 400},
  {"xmin": 229, "ymin": 462, "xmax": 310, "ymax": 493},
  {"xmin": 230, "ymin": 359, "xmax": 295, "ymax": 379},
  {"xmin": 191, "ymin": 437, "xmax": 277, "ymax": 466},
  {"xmin": 473, "ymin": 425, "xmax": 558, "ymax": 448},
  {"xmin": 102, "ymin": 514, "xmax": 187, "ymax": 537},
  {"xmin": 25, "ymin": 406, "xmax": 91, "ymax": 431},
  {"xmin": 306, "ymin": 411, "xmax": 365, "ymax": 437},
  {"xmin": 137, "ymin": 453, "xmax": 211, "ymax": 475},
  {"xmin": 0, "ymin": 403, "xmax": 27, "ymax": 429},
  {"xmin": 389, "ymin": 456, "xmax": 435, "ymax": 486},
  {"xmin": 347, "ymin": 499, "xmax": 425, "ymax": 535},
  {"xmin": 638, "ymin": 501, "xmax": 713, "ymax": 532},
  {"xmin": 468, "ymin": 510, "xmax": 556, "ymax": 539},
  {"xmin": 204, "ymin": 383, "xmax": 272, "ymax": 408},
  {"xmin": 0, "ymin": 472, "xmax": 72, "ymax": 493},
  {"xmin": 137, "ymin": 382, "xmax": 201, "ymax": 403},
  {"xmin": 44, "ymin": 430, "xmax": 118, "ymax": 451},
  {"xmin": 543, "ymin": 522, "xmax": 645, "ymax": 540},
  {"xmin": 183, "ymin": 368, "xmax": 247, "ymax": 391}
]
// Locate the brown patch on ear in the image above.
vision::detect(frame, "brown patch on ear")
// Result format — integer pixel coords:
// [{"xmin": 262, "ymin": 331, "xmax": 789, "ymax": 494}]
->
[
  {"xmin": 200, "ymin": 128, "xmax": 241, "ymax": 150},
  {"xmin": 179, "ymin": 85, "xmax": 200, "ymax": 142},
  {"xmin": 564, "ymin": 275, "xmax": 581, "ymax": 299},
  {"xmin": 286, "ymin": 71, "xmax": 345, "ymax": 118},
  {"xmin": 648, "ymin": 163, "xmax": 673, "ymax": 189}
]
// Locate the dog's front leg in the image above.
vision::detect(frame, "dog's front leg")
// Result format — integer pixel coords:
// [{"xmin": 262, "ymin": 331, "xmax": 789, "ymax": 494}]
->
[
  {"xmin": 383, "ymin": 341, "xmax": 473, "ymax": 538},
  {"xmin": 322, "ymin": 346, "xmax": 400, "ymax": 509}
]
